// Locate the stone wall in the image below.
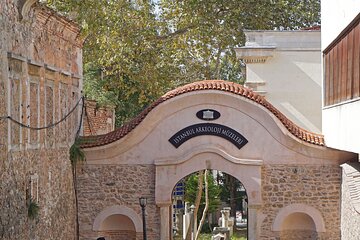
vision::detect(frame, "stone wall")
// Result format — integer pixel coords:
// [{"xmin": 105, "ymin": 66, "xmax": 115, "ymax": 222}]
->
[
  {"xmin": 280, "ymin": 230, "xmax": 318, "ymax": 240},
  {"xmin": 0, "ymin": 1, "xmax": 83, "ymax": 239},
  {"xmin": 341, "ymin": 164, "xmax": 360, "ymax": 240},
  {"xmin": 77, "ymin": 164, "xmax": 160, "ymax": 240},
  {"xmin": 99, "ymin": 230, "xmax": 137, "ymax": 240},
  {"xmin": 261, "ymin": 164, "xmax": 342, "ymax": 240}
]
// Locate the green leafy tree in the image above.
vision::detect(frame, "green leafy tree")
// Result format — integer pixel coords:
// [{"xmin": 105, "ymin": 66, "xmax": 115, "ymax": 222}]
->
[
  {"xmin": 46, "ymin": 0, "xmax": 320, "ymax": 126},
  {"xmin": 217, "ymin": 172, "xmax": 247, "ymax": 219},
  {"xmin": 184, "ymin": 170, "xmax": 221, "ymax": 238},
  {"xmin": 185, "ymin": 171, "xmax": 221, "ymax": 215}
]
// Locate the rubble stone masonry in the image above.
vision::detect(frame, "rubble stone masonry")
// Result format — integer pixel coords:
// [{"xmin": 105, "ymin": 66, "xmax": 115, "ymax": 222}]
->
[
  {"xmin": 77, "ymin": 164, "xmax": 160, "ymax": 240},
  {"xmin": 261, "ymin": 164, "xmax": 342, "ymax": 240},
  {"xmin": 0, "ymin": 1, "xmax": 83, "ymax": 239}
]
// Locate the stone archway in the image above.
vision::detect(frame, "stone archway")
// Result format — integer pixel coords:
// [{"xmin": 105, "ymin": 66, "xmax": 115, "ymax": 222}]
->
[
  {"xmin": 155, "ymin": 148, "xmax": 263, "ymax": 239},
  {"xmin": 80, "ymin": 80, "xmax": 357, "ymax": 240}
]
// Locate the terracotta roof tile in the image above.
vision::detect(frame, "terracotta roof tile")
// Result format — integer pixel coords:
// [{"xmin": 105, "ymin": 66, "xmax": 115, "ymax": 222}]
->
[{"xmin": 80, "ymin": 80, "xmax": 325, "ymax": 148}]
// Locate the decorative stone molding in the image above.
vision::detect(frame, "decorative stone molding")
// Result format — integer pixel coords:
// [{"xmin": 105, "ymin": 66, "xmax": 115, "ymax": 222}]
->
[
  {"xmin": 154, "ymin": 145, "xmax": 263, "ymax": 166},
  {"xmin": 235, "ymin": 47, "xmax": 275, "ymax": 64},
  {"xmin": 93, "ymin": 205, "xmax": 143, "ymax": 233},
  {"xmin": 272, "ymin": 204, "xmax": 326, "ymax": 232},
  {"xmin": 155, "ymin": 150, "xmax": 263, "ymax": 214}
]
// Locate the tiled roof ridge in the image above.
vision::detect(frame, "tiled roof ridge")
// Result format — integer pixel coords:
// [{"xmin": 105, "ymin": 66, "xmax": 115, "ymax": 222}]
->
[
  {"xmin": 342, "ymin": 162, "xmax": 360, "ymax": 214},
  {"xmin": 80, "ymin": 80, "xmax": 325, "ymax": 148}
]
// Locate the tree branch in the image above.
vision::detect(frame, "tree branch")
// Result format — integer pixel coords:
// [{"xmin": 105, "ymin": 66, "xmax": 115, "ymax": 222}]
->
[{"xmin": 156, "ymin": 24, "xmax": 197, "ymax": 40}]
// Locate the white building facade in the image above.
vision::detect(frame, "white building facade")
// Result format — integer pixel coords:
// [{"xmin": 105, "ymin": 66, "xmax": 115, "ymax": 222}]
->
[
  {"xmin": 321, "ymin": 1, "xmax": 360, "ymax": 154},
  {"xmin": 321, "ymin": 2, "xmax": 360, "ymax": 239},
  {"xmin": 235, "ymin": 30, "xmax": 322, "ymax": 133}
]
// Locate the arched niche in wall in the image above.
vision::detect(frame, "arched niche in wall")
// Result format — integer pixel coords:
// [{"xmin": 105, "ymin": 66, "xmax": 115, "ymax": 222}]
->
[
  {"xmin": 19, "ymin": 0, "xmax": 37, "ymax": 19},
  {"xmin": 272, "ymin": 203, "xmax": 326, "ymax": 233},
  {"xmin": 100, "ymin": 214, "xmax": 136, "ymax": 231},
  {"xmin": 93, "ymin": 205, "xmax": 143, "ymax": 233}
]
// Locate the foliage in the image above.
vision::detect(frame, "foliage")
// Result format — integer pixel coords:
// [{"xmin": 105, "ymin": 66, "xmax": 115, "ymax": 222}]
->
[
  {"xmin": 184, "ymin": 171, "xmax": 221, "ymax": 214},
  {"xmin": 69, "ymin": 138, "xmax": 85, "ymax": 167},
  {"xmin": 45, "ymin": 0, "xmax": 320, "ymax": 126},
  {"xmin": 27, "ymin": 199, "xmax": 39, "ymax": 220},
  {"xmin": 218, "ymin": 172, "xmax": 247, "ymax": 218}
]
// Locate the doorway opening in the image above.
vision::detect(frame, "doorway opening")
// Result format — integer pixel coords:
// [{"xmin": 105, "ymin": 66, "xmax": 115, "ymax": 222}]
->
[{"xmin": 171, "ymin": 169, "xmax": 248, "ymax": 240}]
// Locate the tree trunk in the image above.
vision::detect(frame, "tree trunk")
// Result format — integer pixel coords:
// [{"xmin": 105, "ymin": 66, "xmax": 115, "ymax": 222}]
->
[
  {"xmin": 229, "ymin": 176, "xmax": 237, "ymax": 219},
  {"xmin": 185, "ymin": 170, "xmax": 204, "ymax": 240},
  {"xmin": 195, "ymin": 169, "xmax": 209, "ymax": 240}
]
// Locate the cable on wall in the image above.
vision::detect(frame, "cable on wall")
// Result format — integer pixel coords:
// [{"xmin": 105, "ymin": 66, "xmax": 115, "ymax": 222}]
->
[{"xmin": 0, "ymin": 95, "xmax": 84, "ymax": 130}]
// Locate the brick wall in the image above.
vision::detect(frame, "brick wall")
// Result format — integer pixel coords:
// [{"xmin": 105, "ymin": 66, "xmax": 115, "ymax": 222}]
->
[
  {"xmin": 83, "ymin": 99, "xmax": 115, "ymax": 136},
  {"xmin": 0, "ymin": 1, "xmax": 83, "ymax": 239}
]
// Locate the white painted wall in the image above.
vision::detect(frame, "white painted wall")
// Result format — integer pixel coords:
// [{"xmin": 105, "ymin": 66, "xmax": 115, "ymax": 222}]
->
[
  {"xmin": 323, "ymin": 101, "xmax": 360, "ymax": 153},
  {"xmin": 321, "ymin": 0, "xmax": 360, "ymax": 50},
  {"xmin": 321, "ymin": 1, "xmax": 360, "ymax": 154},
  {"xmin": 236, "ymin": 31, "xmax": 322, "ymax": 133}
]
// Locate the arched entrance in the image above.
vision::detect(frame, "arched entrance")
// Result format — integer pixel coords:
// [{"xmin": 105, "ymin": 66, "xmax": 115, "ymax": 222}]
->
[
  {"xmin": 80, "ymin": 80, "xmax": 357, "ymax": 240},
  {"xmin": 170, "ymin": 169, "xmax": 248, "ymax": 240},
  {"xmin": 155, "ymin": 149, "xmax": 262, "ymax": 239}
]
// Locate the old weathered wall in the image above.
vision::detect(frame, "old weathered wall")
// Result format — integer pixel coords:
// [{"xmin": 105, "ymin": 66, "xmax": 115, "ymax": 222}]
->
[
  {"xmin": 261, "ymin": 164, "xmax": 342, "ymax": 240},
  {"xmin": 99, "ymin": 230, "xmax": 138, "ymax": 240},
  {"xmin": 341, "ymin": 163, "xmax": 360, "ymax": 240},
  {"xmin": 280, "ymin": 230, "xmax": 318, "ymax": 240},
  {"xmin": 0, "ymin": 1, "xmax": 83, "ymax": 239},
  {"xmin": 78, "ymin": 164, "xmax": 160, "ymax": 240},
  {"xmin": 83, "ymin": 99, "xmax": 115, "ymax": 136},
  {"xmin": 341, "ymin": 180, "xmax": 360, "ymax": 239}
]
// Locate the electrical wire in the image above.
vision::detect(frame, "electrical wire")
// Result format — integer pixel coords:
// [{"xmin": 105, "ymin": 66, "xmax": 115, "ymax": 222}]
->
[
  {"xmin": 1, "ymin": 96, "xmax": 84, "ymax": 130},
  {"xmin": 75, "ymin": 96, "xmax": 85, "ymax": 138}
]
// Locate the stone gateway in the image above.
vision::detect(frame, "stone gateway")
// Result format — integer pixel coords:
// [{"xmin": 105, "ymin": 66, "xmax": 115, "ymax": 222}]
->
[{"xmin": 79, "ymin": 80, "xmax": 357, "ymax": 240}]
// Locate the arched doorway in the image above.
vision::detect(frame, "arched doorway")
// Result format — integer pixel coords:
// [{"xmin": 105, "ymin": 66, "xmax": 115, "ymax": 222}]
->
[
  {"xmin": 155, "ymin": 150, "xmax": 262, "ymax": 240},
  {"xmin": 171, "ymin": 169, "xmax": 248, "ymax": 240}
]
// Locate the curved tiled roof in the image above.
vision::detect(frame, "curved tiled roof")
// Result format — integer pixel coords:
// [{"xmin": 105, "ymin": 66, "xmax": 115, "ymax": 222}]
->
[{"xmin": 80, "ymin": 80, "xmax": 325, "ymax": 148}]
